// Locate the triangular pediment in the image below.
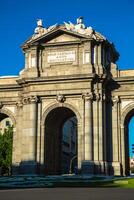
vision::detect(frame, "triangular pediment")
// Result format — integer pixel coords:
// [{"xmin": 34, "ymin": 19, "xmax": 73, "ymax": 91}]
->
[
  {"xmin": 22, "ymin": 28, "xmax": 88, "ymax": 48},
  {"xmin": 46, "ymin": 33, "xmax": 80, "ymax": 43}
]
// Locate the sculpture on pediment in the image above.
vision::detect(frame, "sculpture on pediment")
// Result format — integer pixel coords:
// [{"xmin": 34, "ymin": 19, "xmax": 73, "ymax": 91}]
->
[
  {"xmin": 64, "ymin": 17, "xmax": 93, "ymax": 36},
  {"xmin": 26, "ymin": 17, "xmax": 106, "ymax": 44}
]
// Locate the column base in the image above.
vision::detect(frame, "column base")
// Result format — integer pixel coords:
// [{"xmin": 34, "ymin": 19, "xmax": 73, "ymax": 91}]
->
[
  {"xmin": 94, "ymin": 161, "xmax": 105, "ymax": 174},
  {"xmin": 81, "ymin": 161, "xmax": 94, "ymax": 175},
  {"xmin": 18, "ymin": 161, "xmax": 37, "ymax": 175},
  {"xmin": 104, "ymin": 162, "xmax": 122, "ymax": 176}
]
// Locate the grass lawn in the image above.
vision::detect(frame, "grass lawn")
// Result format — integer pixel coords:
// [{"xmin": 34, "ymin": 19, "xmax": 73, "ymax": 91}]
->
[
  {"xmin": 0, "ymin": 176, "xmax": 134, "ymax": 188},
  {"xmin": 52, "ymin": 178, "xmax": 134, "ymax": 188}
]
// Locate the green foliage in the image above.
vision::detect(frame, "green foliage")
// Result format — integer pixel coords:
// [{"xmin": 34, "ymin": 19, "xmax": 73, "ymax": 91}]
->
[
  {"xmin": 0, "ymin": 126, "xmax": 13, "ymax": 174},
  {"xmin": 130, "ymin": 166, "xmax": 134, "ymax": 173}
]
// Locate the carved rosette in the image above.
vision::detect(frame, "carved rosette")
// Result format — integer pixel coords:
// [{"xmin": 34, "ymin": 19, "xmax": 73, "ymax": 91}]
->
[{"xmin": 56, "ymin": 94, "xmax": 66, "ymax": 103}]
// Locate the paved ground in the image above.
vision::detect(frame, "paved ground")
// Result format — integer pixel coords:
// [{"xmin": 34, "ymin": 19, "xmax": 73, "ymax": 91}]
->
[{"xmin": 0, "ymin": 188, "xmax": 134, "ymax": 200}]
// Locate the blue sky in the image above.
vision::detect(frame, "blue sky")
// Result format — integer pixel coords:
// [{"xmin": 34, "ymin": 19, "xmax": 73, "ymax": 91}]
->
[
  {"xmin": 0, "ymin": 0, "xmax": 134, "ymax": 155},
  {"xmin": 0, "ymin": 0, "xmax": 134, "ymax": 75}
]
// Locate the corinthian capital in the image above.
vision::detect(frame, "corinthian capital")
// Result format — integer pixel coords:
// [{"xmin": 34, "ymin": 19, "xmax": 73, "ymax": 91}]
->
[
  {"xmin": 22, "ymin": 96, "xmax": 38, "ymax": 104},
  {"xmin": 82, "ymin": 93, "xmax": 93, "ymax": 101},
  {"xmin": 29, "ymin": 96, "xmax": 38, "ymax": 103},
  {"xmin": 16, "ymin": 100, "xmax": 23, "ymax": 108},
  {"xmin": 95, "ymin": 93, "xmax": 101, "ymax": 101},
  {"xmin": 112, "ymin": 96, "xmax": 120, "ymax": 105}
]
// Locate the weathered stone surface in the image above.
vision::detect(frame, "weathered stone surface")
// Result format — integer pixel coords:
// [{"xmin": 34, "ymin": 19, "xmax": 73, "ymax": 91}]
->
[{"xmin": 0, "ymin": 18, "xmax": 133, "ymax": 176}]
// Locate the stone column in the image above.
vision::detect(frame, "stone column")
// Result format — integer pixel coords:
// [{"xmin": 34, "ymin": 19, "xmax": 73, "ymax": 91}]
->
[
  {"xmin": 82, "ymin": 93, "xmax": 94, "ymax": 174},
  {"xmin": 98, "ymin": 93, "xmax": 105, "ymax": 174},
  {"xmin": 29, "ymin": 96, "xmax": 38, "ymax": 162},
  {"xmin": 20, "ymin": 96, "xmax": 38, "ymax": 174},
  {"xmin": 112, "ymin": 96, "xmax": 121, "ymax": 175},
  {"xmin": 12, "ymin": 100, "xmax": 23, "ymax": 175},
  {"xmin": 102, "ymin": 95, "xmax": 108, "ymax": 174}
]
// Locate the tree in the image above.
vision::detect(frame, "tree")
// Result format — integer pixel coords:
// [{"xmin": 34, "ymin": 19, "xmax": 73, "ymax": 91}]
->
[{"xmin": 0, "ymin": 126, "xmax": 13, "ymax": 175}]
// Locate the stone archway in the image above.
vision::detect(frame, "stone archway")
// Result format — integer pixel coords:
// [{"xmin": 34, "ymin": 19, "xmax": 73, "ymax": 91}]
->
[
  {"xmin": 44, "ymin": 106, "xmax": 79, "ymax": 175},
  {"xmin": 121, "ymin": 103, "xmax": 134, "ymax": 176},
  {"xmin": 0, "ymin": 108, "xmax": 16, "ymax": 175}
]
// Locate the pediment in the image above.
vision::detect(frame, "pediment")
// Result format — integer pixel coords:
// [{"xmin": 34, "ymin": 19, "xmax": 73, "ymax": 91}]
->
[
  {"xmin": 22, "ymin": 28, "xmax": 88, "ymax": 48},
  {"xmin": 46, "ymin": 33, "xmax": 80, "ymax": 44}
]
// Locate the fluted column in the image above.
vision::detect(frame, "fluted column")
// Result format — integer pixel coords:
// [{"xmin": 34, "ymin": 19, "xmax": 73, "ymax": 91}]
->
[
  {"xmin": 84, "ymin": 93, "xmax": 93, "ymax": 160},
  {"xmin": 20, "ymin": 96, "xmax": 38, "ymax": 174},
  {"xmin": 82, "ymin": 93, "xmax": 94, "ymax": 174},
  {"xmin": 97, "ymin": 93, "xmax": 103, "ymax": 162},
  {"xmin": 29, "ymin": 96, "xmax": 38, "ymax": 161},
  {"xmin": 12, "ymin": 100, "xmax": 23, "ymax": 174}
]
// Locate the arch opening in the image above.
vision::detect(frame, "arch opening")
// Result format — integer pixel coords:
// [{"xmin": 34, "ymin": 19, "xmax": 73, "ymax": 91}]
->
[
  {"xmin": 0, "ymin": 112, "xmax": 14, "ymax": 175},
  {"xmin": 124, "ymin": 109, "xmax": 134, "ymax": 176},
  {"xmin": 44, "ymin": 107, "xmax": 78, "ymax": 175}
]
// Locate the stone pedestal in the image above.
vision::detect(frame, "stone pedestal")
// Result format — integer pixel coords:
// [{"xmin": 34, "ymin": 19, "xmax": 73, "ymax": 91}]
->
[
  {"xmin": 19, "ymin": 161, "xmax": 37, "ymax": 174},
  {"xmin": 111, "ymin": 162, "xmax": 122, "ymax": 176},
  {"xmin": 81, "ymin": 161, "xmax": 94, "ymax": 174},
  {"xmin": 94, "ymin": 161, "xmax": 105, "ymax": 174}
]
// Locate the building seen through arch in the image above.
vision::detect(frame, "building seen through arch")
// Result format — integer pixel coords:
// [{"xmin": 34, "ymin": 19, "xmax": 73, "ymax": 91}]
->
[{"xmin": 1, "ymin": 17, "xmax": 134, "ymax": 176}]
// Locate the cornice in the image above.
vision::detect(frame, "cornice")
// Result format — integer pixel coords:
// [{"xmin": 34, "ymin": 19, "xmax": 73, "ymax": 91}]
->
[
  {"xmin": 0, "ymin": 84, "xmax": 22, "ymax": 91},
  {"xmin": 17, "ymin": 73, "xmax": 96, "ymax": 85},
  {"xmin": 112, "ymin": 76, "xmax": 134, "ymax": 83}
]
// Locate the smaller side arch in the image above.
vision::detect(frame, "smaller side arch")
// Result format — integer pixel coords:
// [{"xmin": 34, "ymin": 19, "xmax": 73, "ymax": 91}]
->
[
  {"xmin": 121, "ymin": 102, "xmax": 134, "ymax": 126},
  {"xmin": 0, "ymin": 107, "xmax": 16, "ymax": 126},
  {"xmin": 120, "ymin": 102, "xmax": 134, "ymax": 176}
]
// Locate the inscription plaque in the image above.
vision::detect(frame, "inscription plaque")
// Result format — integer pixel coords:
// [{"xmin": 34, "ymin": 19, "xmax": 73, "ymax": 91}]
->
[{"xmin": 47, "ymin": 50, "xmax": 75, "ymax": 63}]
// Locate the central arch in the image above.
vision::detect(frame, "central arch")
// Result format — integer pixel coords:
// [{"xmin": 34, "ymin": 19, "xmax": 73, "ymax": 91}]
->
[{"xmin": 44, "ymin": 106, "xmax": 78, "ymax": 175}]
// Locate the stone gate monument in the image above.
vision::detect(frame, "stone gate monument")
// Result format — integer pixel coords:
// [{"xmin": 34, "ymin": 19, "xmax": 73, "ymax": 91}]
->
[{"xmin": 0, "ymin": 17, "xmax": 134, "ymax": 176}]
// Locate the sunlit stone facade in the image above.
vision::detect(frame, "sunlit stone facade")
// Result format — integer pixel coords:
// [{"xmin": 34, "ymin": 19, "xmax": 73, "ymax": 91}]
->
[{"xmin": 0, "ymin": 17, "xmax": 134, "ymax": 176}]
